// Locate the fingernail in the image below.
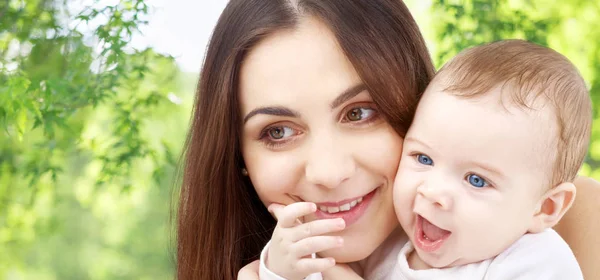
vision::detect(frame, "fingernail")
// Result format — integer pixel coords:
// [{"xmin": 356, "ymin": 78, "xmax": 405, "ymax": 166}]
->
[
  {"xmin": 310, "ymin": 203, "xmax": 317, "ymax": 212},
  {"xmin": 328, "ymin": 258, "xmax": 336, "ymax": 265},
  {"xmin": 337, "ymin": 237, "xmax": 344, "ymax": 246},
  {"xmin": 338, "ymin": 218, "xmax": 345, "ymax": 228}
]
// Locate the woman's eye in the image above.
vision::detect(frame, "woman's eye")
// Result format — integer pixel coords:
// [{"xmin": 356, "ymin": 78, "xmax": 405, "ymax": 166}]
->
[
  {"xmin": 345, "ymin": 107, "xmax": 376, "ymax": 122},
  {"xmin": 416, "ymin": 154, "xmax": 434, "ymax": 166},
  {"xmin": 257, "ymin": 124, "xmax": 301, "ymax": 149},
  {"xmin": 267, "ymin": 126, "xmax": 294, "ymax": 140},
  {"xmin": 466, "ymin": 174, "xmax": 488, "ymax": 188}
]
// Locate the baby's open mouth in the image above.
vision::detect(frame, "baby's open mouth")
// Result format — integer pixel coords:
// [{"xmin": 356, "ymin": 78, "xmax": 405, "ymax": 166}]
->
[{"xmin": 415, "ymin": 215, "xmax": 452, "ymax": 252}]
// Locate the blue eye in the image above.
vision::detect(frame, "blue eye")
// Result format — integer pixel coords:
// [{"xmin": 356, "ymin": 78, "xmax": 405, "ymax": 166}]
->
[
  {"xmin": 417, "ymin": 154, "xmax": 433, "ymax": 166},
  {"xmin": 467, "ymin": 174, "xmax": 488, "ymax": 188}
]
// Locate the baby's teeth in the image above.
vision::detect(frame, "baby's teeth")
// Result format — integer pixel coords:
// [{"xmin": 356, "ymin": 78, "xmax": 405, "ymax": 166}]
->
[
  {"xmin": 328, "ymin": 206, "xmax": 340, "ymax": 213},
  {"xmin": 357, "ymin": 197, "xmax": 363, "ymax": 203},
  {"xmin": 340, "ymin": 203, "xmax": 351, "ymax": 211},
  {"xmin": 319, "ymin": 206, "xmax": 328, "ymax": 212},
  {"xmin": 350, "ymin": 200, "xmax": 357, "ymax": 207}
]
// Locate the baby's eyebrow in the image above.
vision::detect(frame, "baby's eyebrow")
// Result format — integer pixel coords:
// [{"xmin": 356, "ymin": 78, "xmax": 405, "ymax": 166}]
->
[
  {"xmin": 469, "ymin": 161, "xmax": 506, "ymax": 180},
  {"xmin": 404, "ymin": 136, "xmax": 432, "ymax": 150}
]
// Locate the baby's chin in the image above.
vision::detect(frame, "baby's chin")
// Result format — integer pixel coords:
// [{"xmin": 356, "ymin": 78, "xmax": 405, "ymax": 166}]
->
[{"xmin": 416, "ymin": 249, "xmax": 469, "ymax": 269}]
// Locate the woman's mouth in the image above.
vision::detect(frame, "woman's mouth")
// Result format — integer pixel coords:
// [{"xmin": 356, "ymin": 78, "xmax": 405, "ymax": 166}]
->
[
  {"xmin": 313, "ymin": 188, "xmax": 378, "ymax": 227},
  {"xmin": 317, "ymin": 196, "xmax": 363, "ymax": 213}
]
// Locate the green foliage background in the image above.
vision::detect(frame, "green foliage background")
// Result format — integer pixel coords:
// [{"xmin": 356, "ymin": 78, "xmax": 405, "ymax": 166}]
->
[{"xmin": 0, "ymin": 0, "xmax": 598, "ymax": 279}]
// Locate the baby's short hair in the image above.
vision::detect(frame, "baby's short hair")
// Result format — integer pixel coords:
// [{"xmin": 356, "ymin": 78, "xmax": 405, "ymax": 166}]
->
[{"xmin": 435, "ymin": 39, "xmax": 591, "ymax": 186}]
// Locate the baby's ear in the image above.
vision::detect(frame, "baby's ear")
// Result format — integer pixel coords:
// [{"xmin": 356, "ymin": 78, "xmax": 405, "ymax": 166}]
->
[{"xmin": 528, "ymin": 182, "xmax": 576, "ymax": 233}]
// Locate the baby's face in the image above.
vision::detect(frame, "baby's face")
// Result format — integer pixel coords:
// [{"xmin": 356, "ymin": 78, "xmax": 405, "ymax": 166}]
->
[{"xmin": 393, "ymin": 83, "xmax": 556, "ymax": 268}]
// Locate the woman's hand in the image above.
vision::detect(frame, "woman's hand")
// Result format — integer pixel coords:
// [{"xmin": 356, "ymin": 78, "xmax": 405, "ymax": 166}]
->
[
  {"xmin": 237, "ymin": 260, "xmax": 260, "ymax": 280},
  {"xmin": 555, "ymin": 175, "xmax": 600, "ymax": 280},
  {"xmin": 266, "ymin": 202, "xmax": 346, "ymax": 280}
]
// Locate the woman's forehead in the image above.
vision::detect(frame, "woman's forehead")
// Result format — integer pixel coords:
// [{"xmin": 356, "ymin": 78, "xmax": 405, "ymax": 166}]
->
[{"xmin": 239, "ymin": 18, "xmax": 362, "ymax": 114}]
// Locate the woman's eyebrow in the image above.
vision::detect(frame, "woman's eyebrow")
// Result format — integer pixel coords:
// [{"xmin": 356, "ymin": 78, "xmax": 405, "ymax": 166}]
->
[
  {"xmin": 330, "ymin": 83, "xmax": 366, "ymax": 109},
  {"xmin": 243, "ymin": 83, "xmax": 366, "ymax": 124},
  {"xmin": 243, "ymin": 106, "xmax": 300, "ymax": 124}
]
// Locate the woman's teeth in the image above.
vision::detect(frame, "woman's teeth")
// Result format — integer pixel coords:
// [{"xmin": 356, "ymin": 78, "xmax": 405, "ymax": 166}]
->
[{"xmin": 318, "ymin": 197, "xmax": 363, "ymax": 214}]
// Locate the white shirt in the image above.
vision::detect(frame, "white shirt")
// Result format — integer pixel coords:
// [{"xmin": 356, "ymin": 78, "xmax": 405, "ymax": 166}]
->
[
  {"xmin": 389, "ymin": 229, "xmax": 583, "ymax": 280},
  {"xmin": 259, "ymin": 228, "xmax": 581, "ymax": 279}
]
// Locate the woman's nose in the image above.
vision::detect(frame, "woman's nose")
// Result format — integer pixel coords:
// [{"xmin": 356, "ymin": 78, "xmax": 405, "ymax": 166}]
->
[{"xmin": 304, "ymin": 135, "xmax": 355, "ymax": 189}]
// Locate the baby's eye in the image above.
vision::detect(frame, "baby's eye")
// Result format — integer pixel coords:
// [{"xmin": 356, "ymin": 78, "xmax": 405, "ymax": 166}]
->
[
  {"xmin": 416, "ymin": 154, "xmax": 433, "ymax": 166},
  {"xmin": 466, "ymin": 174, "xmax": 488, "ymax": 188}
]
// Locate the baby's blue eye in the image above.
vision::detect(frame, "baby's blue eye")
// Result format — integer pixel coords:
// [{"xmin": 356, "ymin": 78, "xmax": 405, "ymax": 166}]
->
[
  {"xmin": 417, "ymin": 154, "xmax": 433, "ymax": 166},
  {"xmin": 467, "ymin": 174, "xmax": 487, "ymax": 188}
]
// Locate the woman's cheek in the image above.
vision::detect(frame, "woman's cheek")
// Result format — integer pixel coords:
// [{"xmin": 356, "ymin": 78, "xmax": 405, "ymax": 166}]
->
[
  {"xmin": 355, "ymin": 127, "xmax": 403, "ymax": 177},
  {"xmin": 250, "ymin": 152, "xmax": 302, "ymax": 206}
]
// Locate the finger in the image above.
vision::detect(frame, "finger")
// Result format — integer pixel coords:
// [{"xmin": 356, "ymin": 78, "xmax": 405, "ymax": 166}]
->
[
  {"xmin": 267, "ymin": 203, "xmax": 285, "ymax": 215},
  {"xmin": 292, "ymin": 236, "xmax": 343, "ymax": 257},
  {"xmin": 291, "ymin": 218, "xmax": 345, "ymax": 242},
  {"xmin": 268, "ymin": 203, "xmax": 289, "ymax": 225},
  {"xmin": 294, "ymin": 257, "xmax": 336, "ymax": 276},
  {"xmin": 273, "ymin": 202, "xmax": 317, "ymax": 228},
  {"xmin": 236, "ymin": 260, "xmax": 260, "ymax": 280}
]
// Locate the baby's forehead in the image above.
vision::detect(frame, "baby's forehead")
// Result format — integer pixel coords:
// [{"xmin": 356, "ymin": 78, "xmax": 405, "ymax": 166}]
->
[
  {"xmin": 425, "ymin": 80, "xmax": 556, "ymax": 118},
  {"xmin": 432, "ymin": 81, "xmax": 557, "ymax": 133},
  {"xmin": 417, "ymin": 83, "xmax": 559, "ymax": 179}
]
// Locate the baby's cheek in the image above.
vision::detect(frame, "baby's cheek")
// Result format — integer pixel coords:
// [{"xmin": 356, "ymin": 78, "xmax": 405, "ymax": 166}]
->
[
  {"xmin": 393, "ymin": 169, "xmax": 418, "ymax": 215},
  {"xmin": 394, "ymin": 166, "xmax": 415, "ymax": 193},
  {"xmin": 394, "ymin": 188, "xmax": 413, "ymax": 214}
]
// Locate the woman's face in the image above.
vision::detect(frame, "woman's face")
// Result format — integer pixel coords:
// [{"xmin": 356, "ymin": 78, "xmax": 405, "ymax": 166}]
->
[{"xmin": 239, "ymin": 17, "xmax": 403, "ymax": 263}]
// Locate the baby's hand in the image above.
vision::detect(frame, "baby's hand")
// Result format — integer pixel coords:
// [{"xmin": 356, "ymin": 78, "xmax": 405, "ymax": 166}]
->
[{"xmin": 266, "ymin": 202, "xmax": 346, "ymax": 280}]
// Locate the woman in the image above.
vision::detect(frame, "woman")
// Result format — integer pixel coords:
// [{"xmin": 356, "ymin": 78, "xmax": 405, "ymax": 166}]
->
[{"xmin": 177, "ymin": 0, "xmax": 600, "ymax": 279}]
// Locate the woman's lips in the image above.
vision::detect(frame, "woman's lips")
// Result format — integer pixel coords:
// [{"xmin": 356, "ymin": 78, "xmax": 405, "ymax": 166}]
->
[
  {"xmin": 317, "ymin": 195, "xmax": 364, "ymax": 213},
  {"xmin": 313, "ymin": 188, "xmax": 378, "ymax": 227}
]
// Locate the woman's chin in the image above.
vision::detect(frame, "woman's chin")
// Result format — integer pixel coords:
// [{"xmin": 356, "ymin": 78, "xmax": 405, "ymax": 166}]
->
[{"xmin": 319, "ymin": 244, "xmax": 375, "ymax": 263}]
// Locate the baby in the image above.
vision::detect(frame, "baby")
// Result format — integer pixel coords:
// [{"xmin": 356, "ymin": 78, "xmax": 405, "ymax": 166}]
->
[
  {"xmin": 390, "ymin": 39, "xmax": 589, "ymax": 279},
  {"xmin": 259, "ymin": 39, "xmax": 590, "ymax": 279}
]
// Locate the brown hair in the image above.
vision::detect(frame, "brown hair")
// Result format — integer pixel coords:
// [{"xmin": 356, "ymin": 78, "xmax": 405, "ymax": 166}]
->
[
  {"xmin": 436, "ymin": 39, "xmax": 591, "ymax": 186},
  {"xmin": 177, "ymin": 0, "xmax": 434, "ymax": 279}
]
